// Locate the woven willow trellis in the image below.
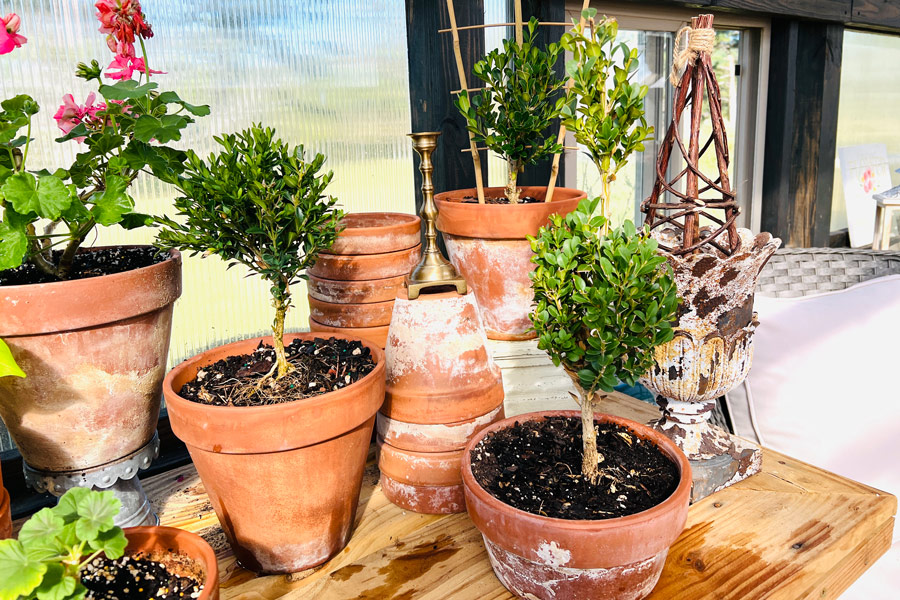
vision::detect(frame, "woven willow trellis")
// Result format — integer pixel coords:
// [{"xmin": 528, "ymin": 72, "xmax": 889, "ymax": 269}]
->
[
  {"xmin": 640, "ymin": 14, "xmax": 741, "ymax": 256},
  {"xmin": 440, "ymin": 0, "xmax": 589, "ymax": 204}
]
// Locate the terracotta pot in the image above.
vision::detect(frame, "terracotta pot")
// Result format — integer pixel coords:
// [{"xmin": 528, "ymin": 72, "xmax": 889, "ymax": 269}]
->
[
  {"xmin": 383, "ymin": 288, "xmax": 505, "ymax": 424},
  {"xmin": 308, "ymin": 318, "xmax": 390, "ymax": 349},
  {"xmin": 307, "ymin": 296, "xmax": 395, "ymax": 328},
  {"xmin": 0, "ymin": 247, "xmax": 182, "ymax": 471},
  {"xmin": 163, "ymin": 332, "xmax": 385, "ymax": 574},
  {"xmin": 462, "ymin": 410, "xmax": 692, "ymax": 600},
  {"xmin": 434, "ymin": 187, "xmax": 585, "ymax": 340},
  {"xmin": 309, "ymin": 245, "xmax": 421, "ymax": 281},
  {"xmin": 379, "ymin": 473, "xmax": 465, "ymax": 515},
  {"xmin": 376, "ymin": 404, "xmax": 504, "ymax": 453},
  {"xmin": 376, "ymin": 436, "xmax": 463, "ymax": 486},
  {"xmin": 124, "ymin": 526, "xmax": 219, "ymax": 600},
  {"xmin": 308, "ymin": 274, "xmax": 406, "ymax": 304},
  {"xmin": 329, "ymin": 212, "xmax": 421, "ymax": 255},
  {"xmin": 0, "ymin": 465, "xmax": 10, "ymax": 540}
]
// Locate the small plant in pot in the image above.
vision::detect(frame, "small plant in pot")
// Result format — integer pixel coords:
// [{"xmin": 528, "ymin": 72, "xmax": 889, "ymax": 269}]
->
[
  {"xmin": 434, "ymin": 17, "xmax": 586, "ymax": 340},
  {"xmin": 0, "ymin": 487, "xmax": 218, "ymax": 600},
  {"xmin": 155, "ymin": 125, "xmax": 386, "ymax": 574},
  {"xmin": 0, "ymin": 4, "xmax": 206, "ymax": 525}
]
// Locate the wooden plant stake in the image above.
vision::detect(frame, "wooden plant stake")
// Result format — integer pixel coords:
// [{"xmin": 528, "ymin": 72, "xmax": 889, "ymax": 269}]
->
[{"xmin": 640, "ymin": 14, "xmax": 740, "ymax": 255}]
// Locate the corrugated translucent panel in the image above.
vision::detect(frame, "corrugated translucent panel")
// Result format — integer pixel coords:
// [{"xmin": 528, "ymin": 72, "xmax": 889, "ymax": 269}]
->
[{"xmin": 1, "ymin": 0, "xmax": 414, "ymax": 365}]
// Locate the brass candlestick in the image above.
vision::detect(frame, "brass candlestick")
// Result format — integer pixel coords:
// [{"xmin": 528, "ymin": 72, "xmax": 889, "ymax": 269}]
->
[{"xmin": 407, "ymin": 132, "xmax": 467, "ymax": 299}]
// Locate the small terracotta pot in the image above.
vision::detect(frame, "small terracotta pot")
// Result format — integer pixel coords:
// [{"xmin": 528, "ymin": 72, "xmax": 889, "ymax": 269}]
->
[
  {"xmin": 329, "ymin": 213, "xmax": 421, "ymax": 255},
  {"xmin": 309, "ymin": 245, "xmax": 421, "ymax": 281},
  {"xmin": 383, "ymin": 288, "xmax": 505, "ymax": 424},
  {"xmin": 124, "ymin": 526, "xmax": 219, "ymax": 600},
  {"xmin": 379, "ymin": 473, "xmax": 465, "ymax": 515},
  {"xmin": 0, "ymin": 465, "xmax": 11, "ymax": 539},
  {"xmin": 376, "ymin": 436, "xmax": 464, "ymax": 486},
  {"xmin": 0, "ymin": 247, "xmax": 181, "ymax": 471},
  {"xmin": 163, "ymin": 332, "xmax": 386, "ymax": 574},
  {"xmin": 307, "ymin": 296, "xmax": 395, "ymax": 328},
  {"xmin": 434, "ymin": 187, "xmax": 585, "ymax": 340},
  {"xmin": 308, "ymin": 318, "xmax": 390, "ymax": 349},
  {"xmin": 376, "ymin": 404, "xmax": 504, "ymax": 453},
  {"xmin": 308, "ymin": 274, "xmax": 406, "ymax": 304},
  {"xmin": 462, "ymin": 411, "xmax": 692, "ymax": 600}
]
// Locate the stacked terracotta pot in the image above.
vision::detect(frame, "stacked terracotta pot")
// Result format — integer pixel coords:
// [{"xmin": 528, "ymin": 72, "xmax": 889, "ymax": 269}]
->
[
  {"xmin": 377, "ymin": 288, "xmax": 506, "ymax": 514},
  {"xmin": 307, "ymin": 213, "xmax": 421, "ymax": 348}
]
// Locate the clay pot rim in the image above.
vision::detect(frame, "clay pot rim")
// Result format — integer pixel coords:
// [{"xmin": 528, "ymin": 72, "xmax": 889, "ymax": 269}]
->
[
  {"xmin": 123, "ymin": 525, "xmax": 218, "ymax": 600},
  {"xmin": 338, "ymin": 212, "xmax": 420, "ymax": 235},
  {"xmin": 316, "ymin": 245, "xmax": 420, "ymax": 260},
  {"xmin": 308, "ymin": 273, "xmax": 407, "ymax": 285},
  {"xmin": 0, "ymin": 245, "xmax": 180, "ymax": 292},
  {"xmin": 307, "ymin": 295, "xmax": 396, "ymax": 309},
  {"xmin": 308, "ymin": 317, "xmax": 390, "ymax": 333},
  {"xmin": 461, "ymin": 410, "xmax": 692, "ymax": 532},
  {"xmin": 163, "ymin": 331, "xmax": 386, "ymax": 416},
  {"xmin": 435, "ymin": 186, "xmax": 585, "ymax": 207}
]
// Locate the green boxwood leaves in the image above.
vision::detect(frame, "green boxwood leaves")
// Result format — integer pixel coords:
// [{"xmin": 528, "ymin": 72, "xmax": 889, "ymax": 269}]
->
[
  {"xmin": 529, "ymin": 198, "xmax": 679, "ymax": 395},
  {"xmin": 0, "ymin": 488, "xmax": 125, "ymax": 600}
]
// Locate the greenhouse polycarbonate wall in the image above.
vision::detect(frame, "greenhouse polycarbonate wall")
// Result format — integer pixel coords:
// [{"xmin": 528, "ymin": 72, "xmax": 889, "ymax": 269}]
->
[{"xmin": 0, "ymin": 0, "xmax": 414, "ymax": 368}]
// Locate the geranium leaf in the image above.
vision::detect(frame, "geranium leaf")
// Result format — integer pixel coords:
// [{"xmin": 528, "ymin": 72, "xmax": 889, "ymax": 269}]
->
[
  {"xmin": 34, "ymin": 563, "xmax": 78, "ymax": 600},
  {"xmin": 0, "ymin": 221, "xmax": 27, "ymax": 271},
  {"xmin": 1, "ymin": 172, "xmax": 73, "ymax": 220},
  {"xmin": 90, "ymin": 175, "xmax": 133, "ymax": 226},
  {"xmin": 18, "ymin": 508, "xmax": 64, "ymax": 544},
  {"xmin": 0, "ymin": 338, "xmax": 25, "ymax": 378},
  {"xmin": 74, "ymin": 490, "xmax": 120, "ymax": 541},
  {"xmin": 87, "ymin": 527, "xmax": 127, "ymax": 560},
  {"xmin": 0, "ymin": 539, "xmax": 47, "ymax": 600}
]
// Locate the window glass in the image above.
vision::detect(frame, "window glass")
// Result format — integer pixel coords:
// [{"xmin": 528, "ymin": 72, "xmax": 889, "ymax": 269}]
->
[{"xmin": 832, "ymin": 30, "xmax": 900, "ymax": 238}]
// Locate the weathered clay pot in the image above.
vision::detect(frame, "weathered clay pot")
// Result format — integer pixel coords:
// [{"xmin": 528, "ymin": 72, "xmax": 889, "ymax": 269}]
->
[
  {"xmin": 382, "ymin": 288, "xmax": 505, "ymax": 424},
  {"xmin": 307, "ymin": 274, "xmax": 406, "ymax": 304},
  {"xmin": 0, "ymin": 465, "xmax": 10, "ymax": 539},
  {"xmin": 434, "ymin": 187, "xmax": 585, "ymax": 340},
  {"xmin": 0, "ymin": 247, "xmax": 181, "ymax": 472},
  {"xmin": 462, "ymin": 411, "xmax": 692, "ymax": 600},
  {"xmin": 308, "ymin": 245, "xmax": 421, "ymax": 281},
  {"xmin": 163, "ymin": 332, "xmax": 385, "ymax": 574},
  {"xmin": 379, "ymin": 473, "xmax": 466, "ymax": 515},
  {"xmin": 308, "ymin": 318, "xmax": 390, "ymax": 349},
  {"xmin": 124, "ymin": 526, "xmax": 219, "ymax": 600},
  {"xmin": 376, "ymin": 436, "xmax": 464, "ymax": 486},
  {"xmin": 376, "ymin": 404, "xmax": 504, "ymax": 453},
  {"xmin": 329, "ymin": 212, "xmax": 421, "ymax": 255},
  {"xmin": 307, "ymin": 296, "xmax": 394, "ymax": 328}
]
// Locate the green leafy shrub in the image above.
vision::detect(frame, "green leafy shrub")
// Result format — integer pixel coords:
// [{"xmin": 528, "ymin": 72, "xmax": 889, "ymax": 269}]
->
[
  {"xmin": 0, "ymin": 487, "xmax": 127, "ymax": 600},
  {"xmin": 530, "ymin": 199, "xmax": 679, "ymax": 482},
  {"xmin": 559, "ymin": 9, "xmax": 652, "ymax": 230},
  {"xmin": 155, "ymin": 125, "xmax": 344, "ymax": 379},
  {"xmin": 455, "ymin": 17, "xmax": 565, "ymax": 203}
]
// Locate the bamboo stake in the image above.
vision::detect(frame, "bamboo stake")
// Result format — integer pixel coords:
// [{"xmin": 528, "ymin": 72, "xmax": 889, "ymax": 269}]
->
[
  {"xmin": 545, "ymin": 0, "xmax": 590, "ymax": 203},
  {"xmin": 514, "ymin": 0, "xmax": 524, "ymax": 46},
  {"xmin": 446, "ymin": 0, "xmax": 485, "ymax": 203}
]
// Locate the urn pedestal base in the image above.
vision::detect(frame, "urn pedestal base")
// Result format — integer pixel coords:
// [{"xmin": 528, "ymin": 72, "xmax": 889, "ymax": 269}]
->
[{"xmin": 652, "ymin": 398, "xmax": 761, "ymax": 502}]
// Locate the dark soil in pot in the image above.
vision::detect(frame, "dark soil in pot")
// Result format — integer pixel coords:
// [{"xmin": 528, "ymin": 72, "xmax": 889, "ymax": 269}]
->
[
  {"xmin": 0, "ymin": 247, "xmax": 167, "ymax": 286},
  {"xmin": 470, "ymin": 416, "xmax": 679, "ymax": 520},
  {"xmin": 81, "ymin": 553, "xmax": 205, "ymax": 600},
  {"xmin": 178, "ymin": 336, "xmax": 376, "ymax": 407},
  {"xmin": 460, "ymin": 195, "xmax": 541, "ymax": 204}
]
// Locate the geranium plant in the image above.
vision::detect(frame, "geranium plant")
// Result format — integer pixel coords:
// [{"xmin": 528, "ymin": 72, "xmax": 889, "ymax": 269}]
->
[
  {"xmin": 455, "ymin": 17, "xmax": 565, "ymax": 203},
  {"xmin": 559, "ymin": 8, "xmax": 653, "ymax": 232},
  {"xmin": 0, "ymin": 487, "xmax": 127, "ymax": 600},
  {"xmin": 155, "ymin": 125, "xmax": 344, "ymax": 380},
  {"xmin": 0, "ymin": 1, "xmax": 208, "ymax": 279}
]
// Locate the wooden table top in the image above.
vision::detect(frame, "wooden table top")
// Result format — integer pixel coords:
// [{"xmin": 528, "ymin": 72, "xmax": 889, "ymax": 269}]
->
[{"xmin": 141, "ymin": 392, "xmax": 896, "ymax": 600}]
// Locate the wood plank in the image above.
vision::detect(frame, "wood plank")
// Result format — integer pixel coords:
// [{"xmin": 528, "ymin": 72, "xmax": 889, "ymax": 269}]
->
[
  {"xmin": 761, "ymin": 19, "xmax": 844, "ymax": 247},
  {"xmin": 850, "ymin": 0, "xmax": 900, "ymax": 31}
]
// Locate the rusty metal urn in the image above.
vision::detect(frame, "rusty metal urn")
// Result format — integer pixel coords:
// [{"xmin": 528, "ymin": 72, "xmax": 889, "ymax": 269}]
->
[{"xmin": 638, "ymin": 15, "xmax": 781, "ymax": 501}]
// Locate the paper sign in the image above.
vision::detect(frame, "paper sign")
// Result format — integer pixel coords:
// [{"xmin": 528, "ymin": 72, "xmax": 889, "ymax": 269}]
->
[{"xmin": 838, "ymin": 144, "xmax": 892, "ymax": 247}]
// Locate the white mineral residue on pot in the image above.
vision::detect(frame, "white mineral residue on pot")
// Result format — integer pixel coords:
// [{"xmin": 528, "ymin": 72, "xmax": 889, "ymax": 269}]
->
[
  {"xmin": 386, "ymin": 293, "xmax": 495, "ymax": 386},
  {"xmin": 377, "ymin": 406, "xmax": 503, "ymax": 447},
  {"xmin": 536, "ymin": 541, "xmax": 572, "ymax": 567}
]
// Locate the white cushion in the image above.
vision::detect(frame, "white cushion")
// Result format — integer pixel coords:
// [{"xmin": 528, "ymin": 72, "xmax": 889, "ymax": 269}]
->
[{"xmin": 726, "ymin": 274, "xmax": 900, "ymax": 598}]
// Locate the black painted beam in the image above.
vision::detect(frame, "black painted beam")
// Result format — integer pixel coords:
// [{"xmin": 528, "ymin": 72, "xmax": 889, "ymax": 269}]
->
[{"xmin": 761, "ymin": 19, "xmax": 844, "ymax": 247}]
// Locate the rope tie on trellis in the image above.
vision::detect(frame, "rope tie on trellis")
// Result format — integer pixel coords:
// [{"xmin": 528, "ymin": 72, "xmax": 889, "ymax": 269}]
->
[{"xmin": 669, "ymin": 25, "xmax": 715, "ymax": 85}]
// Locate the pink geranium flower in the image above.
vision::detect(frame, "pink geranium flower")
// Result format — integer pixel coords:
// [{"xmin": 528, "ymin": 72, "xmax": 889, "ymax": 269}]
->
[
  {"xmin": 1, "ymin": 13, "xmax": 27, "ymax": 54},
  {"xmin": 95, "ymin": 0, "xmax": 152, "ymax": 54},
  {"xmin": 105, "ymin": 45, "xmax": 164, "ymax": 80},
  {"xmin": 53, "ymin": 92, "xmax": 106, "ymax": 142}
]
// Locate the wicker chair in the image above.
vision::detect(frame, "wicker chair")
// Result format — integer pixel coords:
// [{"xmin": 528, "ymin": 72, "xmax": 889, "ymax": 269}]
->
[{"xmin": 712, "ymin": 247, "xmax": 900, "ymax": 432}]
